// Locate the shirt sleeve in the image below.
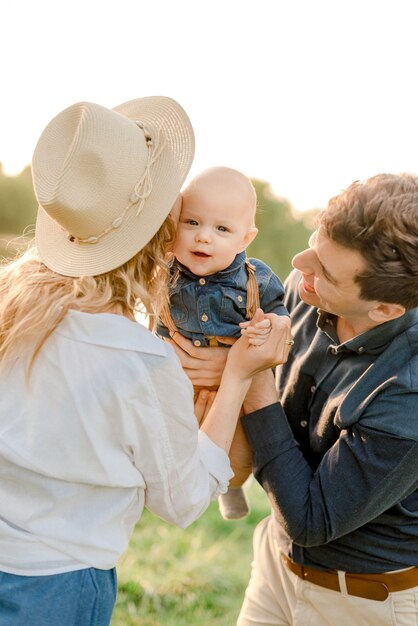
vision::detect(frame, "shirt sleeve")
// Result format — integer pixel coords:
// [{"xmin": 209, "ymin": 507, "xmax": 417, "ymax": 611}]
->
[
  {"xmin": 128, "ymin": 345, "xmax": 233, "ymax": 528},
  {"xmin": 241, "ymin": 397, "xmax": 418, "ymax": 546}
]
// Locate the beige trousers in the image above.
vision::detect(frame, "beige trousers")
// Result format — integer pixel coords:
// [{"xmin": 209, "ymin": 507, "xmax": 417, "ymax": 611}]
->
[{"xmin": 237, "ymin": 516, "xmax": 418, "ymax": 626}]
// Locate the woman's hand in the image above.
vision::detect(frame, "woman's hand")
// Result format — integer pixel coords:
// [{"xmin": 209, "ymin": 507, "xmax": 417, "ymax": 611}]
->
[
  {"xmin": 198, "ymin": 310, "xmax": 292, "ymax": 452},
  {"xmin": 226, "ymin": 310, "xmax": 292, "ymax": 380},
  {"xmin": 240, "ymin": 316, "xmax": 271, "ymax": 346},
  {"xmin": 166, "ymin": 332, "xmax": 228, "ymax": 387}
]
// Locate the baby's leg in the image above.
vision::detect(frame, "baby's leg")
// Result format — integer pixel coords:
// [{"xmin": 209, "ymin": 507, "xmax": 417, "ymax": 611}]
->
[
  {"xmin": 219, "ymin": 486, "xmax": 249, "ymax": 520},
  {"xmin": 193, "ymin": 386, "xmax": 218, "ymax": 425},
  {"xmin": 194, "ymin": 389, "xmax": 253, "ymax": 519},
  {"xmin": 219, "ymin": 410, "xmax": 252, "ymax": 519},
  {"xmin": 228, "ymin": 417, "xmax": 252, "ymax": 487}
]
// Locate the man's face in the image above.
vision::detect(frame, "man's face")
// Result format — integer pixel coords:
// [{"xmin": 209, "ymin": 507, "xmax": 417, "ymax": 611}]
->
[{"xmin": 292, "ymin": 228, "xmax": 377, "ymax": 325}]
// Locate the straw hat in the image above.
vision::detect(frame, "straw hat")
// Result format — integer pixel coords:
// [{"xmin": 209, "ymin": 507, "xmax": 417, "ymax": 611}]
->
[{"xmin": 32, "ymin": 97, "xmax": 195, "ymax": 276}]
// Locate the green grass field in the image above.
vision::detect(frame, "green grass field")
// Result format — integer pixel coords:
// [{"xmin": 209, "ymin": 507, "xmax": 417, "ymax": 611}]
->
[{"xmin": 111, "ymin": 480, "xmax": 271, "ymax": 626}]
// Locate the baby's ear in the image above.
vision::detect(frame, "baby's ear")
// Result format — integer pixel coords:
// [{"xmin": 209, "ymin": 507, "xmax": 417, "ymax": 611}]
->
[
  {"xmin": 169, "ymin": 194, "xmax": 183, "ymax": 224},
  {"xmin": 240, "ymin": 227, "xmax": 258, "ymax": 251}
]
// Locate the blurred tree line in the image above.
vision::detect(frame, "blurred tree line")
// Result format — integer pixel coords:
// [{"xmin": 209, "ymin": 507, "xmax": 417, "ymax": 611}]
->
[
  {"xmin": 0, "ymin": 164, "xmax": 38, "ymax": 258},
  {"xmin": 0, "ymin": 164, "xmax": 38, "ymax": 234},
  {"xmin": 0, "ymin": 166, "xmax": 318, "ymax": 278},
  {"xmin": 249, "ymin": 179, "xmax": 318, "ymax": 280}
]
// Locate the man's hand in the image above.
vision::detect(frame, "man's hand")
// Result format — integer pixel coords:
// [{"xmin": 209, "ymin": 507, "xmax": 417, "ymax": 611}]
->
[{"xmin": 166, "ymin": 332, "xmax": 228, "ymax": 387}]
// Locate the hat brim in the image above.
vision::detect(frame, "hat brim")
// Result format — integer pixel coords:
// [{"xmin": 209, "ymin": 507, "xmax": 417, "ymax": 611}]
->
[{"xmin": 35, "ymin": 96, "xmax": 194, "ymax": 277}]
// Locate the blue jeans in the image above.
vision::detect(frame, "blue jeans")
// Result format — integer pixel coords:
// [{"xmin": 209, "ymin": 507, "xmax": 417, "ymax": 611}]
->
[{"xmin": 0, "ymin": 567, "xmax": 117, "ymax": 626}]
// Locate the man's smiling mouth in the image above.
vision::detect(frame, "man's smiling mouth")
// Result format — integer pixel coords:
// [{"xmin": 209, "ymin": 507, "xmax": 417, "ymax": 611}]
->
[{"xmin": 302, "ymin": 277, "xmax": 316, "ymax": 293}]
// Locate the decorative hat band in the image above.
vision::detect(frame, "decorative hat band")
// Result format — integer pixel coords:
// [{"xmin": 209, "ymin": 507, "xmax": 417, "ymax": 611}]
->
[{"xmin": 68, "ymin": 121, "xmax": 166, "ymax": 244}]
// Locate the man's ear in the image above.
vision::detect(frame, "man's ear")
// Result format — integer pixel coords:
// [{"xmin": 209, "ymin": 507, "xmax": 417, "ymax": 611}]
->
[
  {"xmin": 368, "ymin": 301, "xmax": 406, "ymax": 323},
  {"xmin": 239, "ymin": 227, "xmax": 258, "ymax": 252}
]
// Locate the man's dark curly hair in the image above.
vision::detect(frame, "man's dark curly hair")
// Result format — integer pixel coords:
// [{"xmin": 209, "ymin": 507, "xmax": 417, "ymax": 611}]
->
[{"xmin": 320, "ymin": 173, "xmax": 418, "ymax": 310}]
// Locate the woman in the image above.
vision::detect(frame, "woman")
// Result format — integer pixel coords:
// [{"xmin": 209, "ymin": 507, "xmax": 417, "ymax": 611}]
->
[{"xmin": 0, "ymin": 97, "xmax": 292, "ymax": 625}]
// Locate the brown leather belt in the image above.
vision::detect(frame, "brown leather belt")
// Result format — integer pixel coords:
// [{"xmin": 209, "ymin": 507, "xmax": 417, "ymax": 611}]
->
[{"xmin": 283, "ymin": 554, "xmax": 418, "ymax": 601}]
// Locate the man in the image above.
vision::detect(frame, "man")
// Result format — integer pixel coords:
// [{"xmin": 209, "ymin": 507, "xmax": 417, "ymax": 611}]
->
[{"xmin": 170, "ymin": 173, "xmax": 418, "ymax": 625}]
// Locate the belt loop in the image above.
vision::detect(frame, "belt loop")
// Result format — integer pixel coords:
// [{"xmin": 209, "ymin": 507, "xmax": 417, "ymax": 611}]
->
[{"xmin": 337, "ymin": 571, "xmax": 348, "ymax": 596}]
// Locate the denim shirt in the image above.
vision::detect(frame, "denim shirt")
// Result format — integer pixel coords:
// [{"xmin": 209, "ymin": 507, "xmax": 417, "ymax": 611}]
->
[
  {"xmin": 242, "ymin": 269, "xmax": 418, "ymax": 573},
  {"xmin": 157, "ymin": 252, "xmax": 288, "ymax": 346}
]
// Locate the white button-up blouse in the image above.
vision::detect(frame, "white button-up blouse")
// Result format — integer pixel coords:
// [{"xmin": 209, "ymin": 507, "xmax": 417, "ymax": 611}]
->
[{"xmin": 0, "ymin": 310, "xmax": 233, "ymax": 575}]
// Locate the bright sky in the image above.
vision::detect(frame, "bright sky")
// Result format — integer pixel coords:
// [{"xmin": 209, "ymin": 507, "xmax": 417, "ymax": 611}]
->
[{"xmin": 2, "ymin": 0, "xmax": 418, "ymax": 213}]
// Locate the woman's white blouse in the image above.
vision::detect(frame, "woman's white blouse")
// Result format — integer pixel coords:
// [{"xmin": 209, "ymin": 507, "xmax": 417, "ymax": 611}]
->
[{"xmin": 0, "ymin": 310, "xmax": 233, "ymax": 575}]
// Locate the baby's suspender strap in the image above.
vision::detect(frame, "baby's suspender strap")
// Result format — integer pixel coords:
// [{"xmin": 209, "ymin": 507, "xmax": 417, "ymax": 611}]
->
[
  {"xmin": 161, "ymin": 260, "xmax": 260, "ymax": 332},
  {"xmin": 245, "ymin": 259, "xmax": 260, "ymax": 319},
  {"xmin": 159, "ymin": 302, "xmax": 178, "ymax": 335}
]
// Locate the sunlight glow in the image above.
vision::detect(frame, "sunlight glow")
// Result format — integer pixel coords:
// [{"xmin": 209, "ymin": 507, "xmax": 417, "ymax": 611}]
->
[{"xmin": 2, "ymin": 0, "xmax": 418, "ymax": 213}]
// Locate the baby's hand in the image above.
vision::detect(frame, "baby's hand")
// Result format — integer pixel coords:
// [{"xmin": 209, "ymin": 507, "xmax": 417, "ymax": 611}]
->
[{"xmin": 239, "ymin": 316, "xmax": 272, "ymax": 346}]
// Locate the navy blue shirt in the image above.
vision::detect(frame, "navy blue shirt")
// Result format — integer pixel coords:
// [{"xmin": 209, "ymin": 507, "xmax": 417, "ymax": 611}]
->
[
  {"xmin": 157, "ymin": 252, "xmax": 288, "ymax": 346},
  {"xmin": 242, "ymin": 269, "xmax": 418, "ymax": 573}
]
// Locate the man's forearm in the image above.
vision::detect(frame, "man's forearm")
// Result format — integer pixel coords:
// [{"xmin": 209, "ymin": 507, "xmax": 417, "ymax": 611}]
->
[{"xmin": 243, "ymin": 369, "xmax": 278, "ymax": 414}]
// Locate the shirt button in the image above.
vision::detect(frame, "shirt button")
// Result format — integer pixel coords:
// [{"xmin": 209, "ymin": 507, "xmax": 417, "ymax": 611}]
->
[
  {"xmin": 194, "ymin": 340, "xmax": 201, "ymax": 347},
  {"xmin": 198, "ymin": 278, "xmax": 206, "ymax": 285},
  {"xmin": 237, "ymin": 295, "xmax": 243, "ymax": 302},
  {"xmin": 300, "ymin": 420, "xmax": 308, "ymax": 428},
  {"xmin": 358, "ymin": 346, "xmax": 365, "ymax": 353},
  {"xmin": 310, "ymin": 385, "xmax": 316, "ymax": 393},
  {"xmin": 201, "ymin": 313, "xmax": 209, "ymax": 322}
]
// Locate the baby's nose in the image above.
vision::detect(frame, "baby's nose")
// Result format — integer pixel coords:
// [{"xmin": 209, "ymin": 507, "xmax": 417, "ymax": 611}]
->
[{"xmin": 196, "ymin": 226, "xmax": 211, "ymax": 242}]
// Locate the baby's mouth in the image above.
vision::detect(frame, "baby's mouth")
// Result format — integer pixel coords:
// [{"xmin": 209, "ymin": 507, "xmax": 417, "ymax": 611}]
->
[{"xmin": 193, "ymin": 251, "xmax": 211, "ymax": 258}]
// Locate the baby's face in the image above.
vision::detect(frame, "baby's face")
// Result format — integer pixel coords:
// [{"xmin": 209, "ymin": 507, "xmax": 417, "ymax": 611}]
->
[{"xmin": 173, "ymin": 183, "xmax": 256, "ymax": 276}]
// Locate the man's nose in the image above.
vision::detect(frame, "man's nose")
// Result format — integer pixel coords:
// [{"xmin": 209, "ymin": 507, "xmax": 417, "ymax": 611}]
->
[{"xmin": 292, "ymin": 248, "xmax": 315, "ymax": 273}]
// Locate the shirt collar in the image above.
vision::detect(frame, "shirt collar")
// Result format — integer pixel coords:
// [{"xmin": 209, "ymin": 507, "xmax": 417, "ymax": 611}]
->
[
  {"xmin": 174, "ymin": 251, "xmax": 247, "ymax": 281},
  {"xmin": 317, "ymin": 308, "xmax": 418, "ymax": 355},
  {"xmin": 55, "ymin": 309, "xmax": 168, "ymax": 356}
]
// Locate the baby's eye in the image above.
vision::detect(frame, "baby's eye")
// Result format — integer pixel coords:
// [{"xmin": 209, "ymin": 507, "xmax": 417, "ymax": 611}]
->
[
  {"xmin": 185, "ymin": 219, "xmax": 199, "ymax": 226},
  {"xmin": 217, "ymin": 225, "xmax": 228, "ymax": 232}
]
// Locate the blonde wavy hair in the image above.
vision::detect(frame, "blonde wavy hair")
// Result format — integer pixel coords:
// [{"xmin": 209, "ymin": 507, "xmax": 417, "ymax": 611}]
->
[{"xmin": 0, "ymin": 215, "xmax": 175, "ymax": 370}]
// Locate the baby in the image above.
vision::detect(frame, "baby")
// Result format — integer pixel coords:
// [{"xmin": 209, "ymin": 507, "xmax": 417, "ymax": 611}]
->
[{"xmin": 158, "ymin": 166, "xmax": 289, "ymax": 519}]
